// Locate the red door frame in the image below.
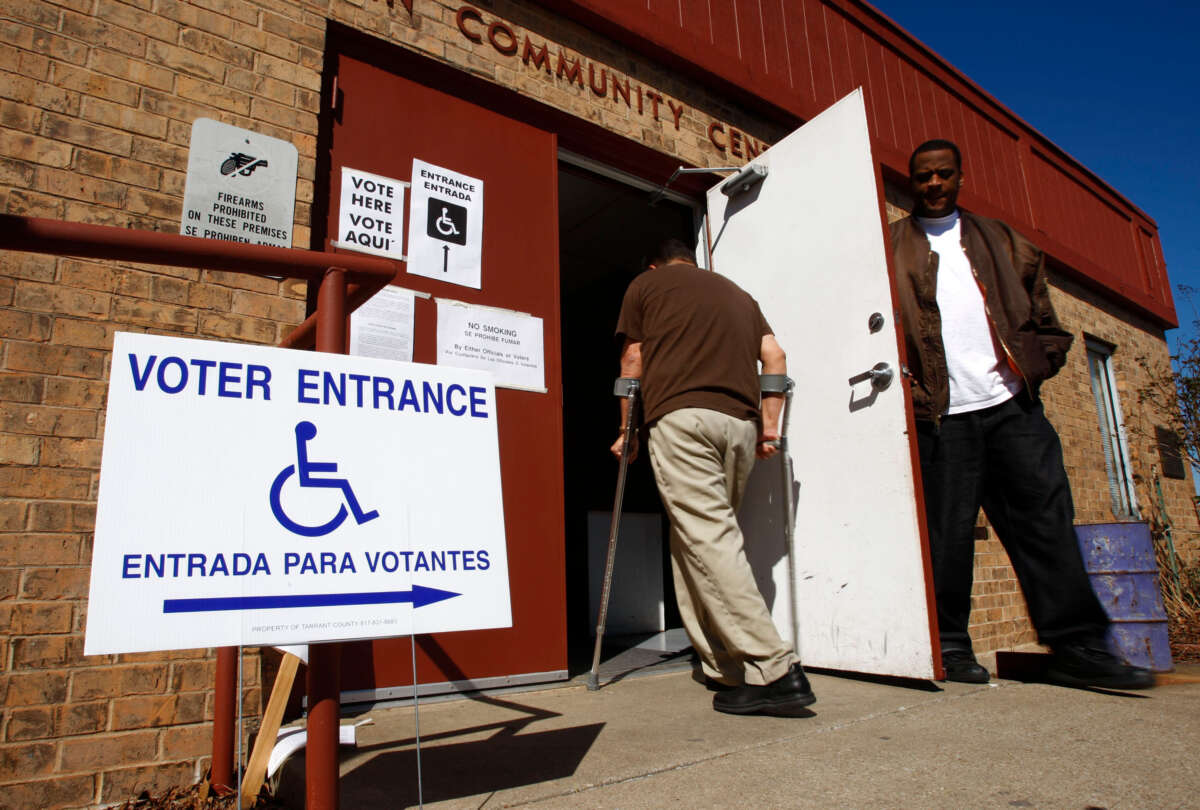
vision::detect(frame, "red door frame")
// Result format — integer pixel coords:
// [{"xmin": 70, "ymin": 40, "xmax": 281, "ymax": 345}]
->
[{"xmin": 323, "ymin": 44, "xmax": 566, "ymax": 692}]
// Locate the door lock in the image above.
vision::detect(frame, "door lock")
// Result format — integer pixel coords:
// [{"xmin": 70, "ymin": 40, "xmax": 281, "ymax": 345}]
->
[{"xmin": 868, "ymin": 362, "xmax": 894, "ymax": 391}]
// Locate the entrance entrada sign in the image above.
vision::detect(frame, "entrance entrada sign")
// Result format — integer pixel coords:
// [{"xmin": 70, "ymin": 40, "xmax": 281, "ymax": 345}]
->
[
  {"xmin": 406, "ymin": 158, "xmax": 485, "ymax": 289},
  {"xmin": 84, "ymin": 333, "xmax": 510, "ymax": 656}
]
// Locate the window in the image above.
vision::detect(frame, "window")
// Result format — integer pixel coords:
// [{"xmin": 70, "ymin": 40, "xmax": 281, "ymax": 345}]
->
[{"xmin": 1085, "ymin": 339, "xmax": 1138, "ymax": 519}]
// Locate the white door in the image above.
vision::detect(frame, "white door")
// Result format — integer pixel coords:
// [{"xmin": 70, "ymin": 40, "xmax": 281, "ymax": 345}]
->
[{"xmin": 707, "ymin": 90, "xmax": 937, "ymax": 679}]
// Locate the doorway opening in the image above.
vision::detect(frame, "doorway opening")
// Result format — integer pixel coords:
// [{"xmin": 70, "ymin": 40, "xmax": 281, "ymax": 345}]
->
[{"xmin": 557, "ymin": 152, "xmax": 703, "ymax": 678}]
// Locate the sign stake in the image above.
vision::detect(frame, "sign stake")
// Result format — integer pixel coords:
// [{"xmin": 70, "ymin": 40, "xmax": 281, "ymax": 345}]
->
[{"xmin": 240, "ymin": 652, "xmax": 301, "ymax": 808}]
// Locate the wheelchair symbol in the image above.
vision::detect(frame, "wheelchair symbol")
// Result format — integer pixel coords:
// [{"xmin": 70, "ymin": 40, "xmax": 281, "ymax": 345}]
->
[
  {"xmin": 426, "ymin": 199, "xmax": 467, "ymax": 246},
  {"xmin": 435, "ymin": 208, "xmax": 460, "ymax": 237},
  {"xmin": 269, "ymin": 421, "xmax": 379, "ymax": 537}
]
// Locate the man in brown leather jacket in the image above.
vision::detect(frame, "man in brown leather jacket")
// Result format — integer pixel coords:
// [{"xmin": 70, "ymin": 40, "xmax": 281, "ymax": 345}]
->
[{"xmin": 891, "ymin": 139, "xmax": 1152, "ymax": 690}]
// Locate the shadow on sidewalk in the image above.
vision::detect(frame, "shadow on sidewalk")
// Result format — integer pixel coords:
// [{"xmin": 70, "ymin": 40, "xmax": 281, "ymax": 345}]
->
[
  {"xmin": 996, "ymin": 651, "xmax": 1153, "ymax": 698},
  {"xmin": 340, "ymin": 720, "xmax": 605, "ymax": 806}
]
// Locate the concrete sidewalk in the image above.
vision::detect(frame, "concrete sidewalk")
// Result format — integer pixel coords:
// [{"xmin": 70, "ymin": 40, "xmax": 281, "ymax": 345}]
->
[{"xmin": 284, "ymin": 664, "xmax": 1200, "ymax": 808}]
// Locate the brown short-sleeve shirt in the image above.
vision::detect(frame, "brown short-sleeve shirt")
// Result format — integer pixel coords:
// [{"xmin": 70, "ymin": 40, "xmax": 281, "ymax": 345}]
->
[{"xmin": 615, "ymin": 262, "xmax": 772, "ymax": 425}]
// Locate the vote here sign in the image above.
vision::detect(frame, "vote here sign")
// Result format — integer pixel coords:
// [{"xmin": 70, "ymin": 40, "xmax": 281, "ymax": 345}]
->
[
  {"xmin": 336, "ymin": 166, "xmax": 406, "ymax": 260},
  {"xmin": 84, "ymin": 332, "xmax": 510, "ymax": 656}
]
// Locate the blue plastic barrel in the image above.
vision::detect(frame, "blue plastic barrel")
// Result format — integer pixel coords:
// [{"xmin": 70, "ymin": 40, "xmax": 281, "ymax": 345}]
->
[{"xmin": 1075, "ymin": 522, "xmax": 1173, "ymax": 672}]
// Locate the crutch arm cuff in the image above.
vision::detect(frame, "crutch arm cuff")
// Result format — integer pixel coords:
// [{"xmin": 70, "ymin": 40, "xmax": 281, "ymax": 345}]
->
[
  {"xmin": 760, "ymin": 374, "xmax": 794, "ymax": 394},
  {"xmin": 613, "ymin": 377, "xmax": 640, "ymax": 397}
]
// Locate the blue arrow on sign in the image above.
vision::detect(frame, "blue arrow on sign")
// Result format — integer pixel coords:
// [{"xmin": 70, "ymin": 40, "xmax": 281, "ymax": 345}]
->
[{"xmin": 162, "ymin": 585, "xmax": 460, "ymax": 613}]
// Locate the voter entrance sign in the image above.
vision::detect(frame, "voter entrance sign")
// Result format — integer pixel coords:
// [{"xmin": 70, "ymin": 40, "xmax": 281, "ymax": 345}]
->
[{"xmin": 84, "ymin": 333, "xmax": 510, "ymax": 656}]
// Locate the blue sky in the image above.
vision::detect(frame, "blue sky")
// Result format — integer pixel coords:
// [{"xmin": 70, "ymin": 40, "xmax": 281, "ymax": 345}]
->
[{"xmin": 872, "ymin": 0, "xmax": 1200, "ymax": 343}]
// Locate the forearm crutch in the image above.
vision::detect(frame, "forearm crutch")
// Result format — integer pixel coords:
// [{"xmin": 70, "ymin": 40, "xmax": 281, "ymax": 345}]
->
[
  {"xmin": 587, "ymin": 377, "xmax": 640, "ymax": 692},
  {"xmin": 760, "ymin": 374, "xmax": 798, "ymax": 643}
]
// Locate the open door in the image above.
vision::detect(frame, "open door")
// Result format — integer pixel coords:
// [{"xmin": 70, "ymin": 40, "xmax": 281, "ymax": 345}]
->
[{"xmin": 706, "ymin": 90, "xmax": 938, "ymax": 679}]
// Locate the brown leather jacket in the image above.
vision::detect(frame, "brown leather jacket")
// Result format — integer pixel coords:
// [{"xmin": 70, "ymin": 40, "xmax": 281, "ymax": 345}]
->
[{"xmin": 890, "ymin": 211, "xmax": 1074, "ymax": 421}]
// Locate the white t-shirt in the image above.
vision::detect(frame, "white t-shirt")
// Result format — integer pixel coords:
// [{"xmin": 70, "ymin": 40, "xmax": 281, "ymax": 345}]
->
[{"xmin": 917, "ymin": 211, "xmax": 1023, "ymax": 415}]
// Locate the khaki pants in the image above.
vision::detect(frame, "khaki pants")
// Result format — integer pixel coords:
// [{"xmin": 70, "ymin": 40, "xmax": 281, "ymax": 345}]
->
[{"xmin": 648, "ymin": 408, "xmax": 796, "ymax": 686}]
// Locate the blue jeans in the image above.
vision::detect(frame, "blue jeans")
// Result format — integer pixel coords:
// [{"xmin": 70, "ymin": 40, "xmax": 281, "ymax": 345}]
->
[{"xmin": 916, "ymin": 393, "xmax": 1109, "ymax": 651}]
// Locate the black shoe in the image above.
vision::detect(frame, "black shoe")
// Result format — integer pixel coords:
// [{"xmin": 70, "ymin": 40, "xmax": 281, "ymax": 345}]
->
[
  {"xmin": 1047, "ymin": 641, "xmax": 1155, "ymax": 690},
  {"xmin": 941, "ymin": 648, "xmax": 989, "ymax": 684},
  {"xmin": 712, "ymin": 663, "xmax": 816, "ymax": 716}
]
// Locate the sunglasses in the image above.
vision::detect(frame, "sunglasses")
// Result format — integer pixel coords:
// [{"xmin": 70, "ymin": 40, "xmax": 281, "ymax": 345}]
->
[{"xmin": 912, "ymin": 168, "xmax": 957, "ymax": 182}]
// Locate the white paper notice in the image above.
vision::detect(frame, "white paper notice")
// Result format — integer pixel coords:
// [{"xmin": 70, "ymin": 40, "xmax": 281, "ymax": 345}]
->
[
  {"xmin": 350, "ymin": 286, "xmax": 415, "ymax": 362},
  {"xmin": 437, "ymin": 300, "xmax": 545, "ymax": 392},
  {"xmin": 337, "ymin": 167, "xmax": 406, "ymax": 260},
  {"xmin": 407, "ymin": 159, "xmax": 483, "ymax": 289}
]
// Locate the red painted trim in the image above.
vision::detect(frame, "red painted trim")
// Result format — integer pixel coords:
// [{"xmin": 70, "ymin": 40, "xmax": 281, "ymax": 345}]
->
[
  {"xmin": 533, "ymin": 0, "xmax": 1176, "ymax": 327},
  {"xmin": 870, "ymin": 133, "xmax": 943, "ymax": 681}
]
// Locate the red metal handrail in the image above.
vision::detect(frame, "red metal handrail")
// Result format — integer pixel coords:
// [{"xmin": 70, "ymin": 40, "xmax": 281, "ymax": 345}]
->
[
  {"xmin": 0, "ymin": 214, "xmax": 395, "ymax": 286},
  {"xmin": 0, "ymin": 214, "xmax": 399, "ymax": 808}
]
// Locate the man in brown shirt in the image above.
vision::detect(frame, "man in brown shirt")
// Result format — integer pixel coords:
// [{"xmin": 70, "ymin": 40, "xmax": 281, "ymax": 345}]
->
[{"xmin": 612, "ymin": 238, "xmax": 815, "ymax": 716}]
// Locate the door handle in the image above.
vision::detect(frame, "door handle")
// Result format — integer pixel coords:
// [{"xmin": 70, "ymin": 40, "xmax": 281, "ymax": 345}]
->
[{"xmin": 867, "ymin": 362, "xmax": 893, "ymax": 391}]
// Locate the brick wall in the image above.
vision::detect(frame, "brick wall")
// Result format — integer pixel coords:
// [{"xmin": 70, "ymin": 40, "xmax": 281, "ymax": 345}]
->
[
  {"xmin": 0, "ymin": 0, "xmax": 1191, "ymax": 805},
  {"xmin": 1048, "ymin": 276, "xmax": 1200, "ymax": 553},
  {"xmin": 1, "ymin": 0, "xmax": 317, "ymax": 806},
  {"xmin": 967, "ymin": 274, "xmax": 1200, "ymax": 654}
]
